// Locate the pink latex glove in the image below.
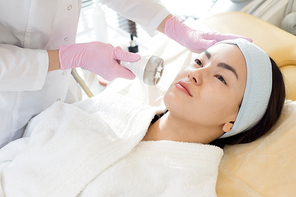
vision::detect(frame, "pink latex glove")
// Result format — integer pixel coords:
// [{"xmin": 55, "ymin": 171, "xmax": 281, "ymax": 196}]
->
[
  {"xmin": 165, "ymin": 16, "xmax": 253, "ymax": 53},
  {"xmin": 59, "ymin": 42, "xmax": 141, "ymax": 81}
]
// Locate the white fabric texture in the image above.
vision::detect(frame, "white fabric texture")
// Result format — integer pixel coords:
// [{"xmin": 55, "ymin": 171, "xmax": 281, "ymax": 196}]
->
[
  {"xmin": 219, "ymin": 39, "xmax": 272, "ymax": 138},
  {"xmin": 0, "ymin": 93, "xmax": 223, "ymax": 197},
  {"xmin": 0, "ymin": 0, "xmax": 82, "ymax": 148},
  {"xmin": 80, "ymin": 141, "xmax": 223, "ymax": 197},
  {"xmin": 0, "ymin": 0, "xmax": 171, "ymax": 148}
]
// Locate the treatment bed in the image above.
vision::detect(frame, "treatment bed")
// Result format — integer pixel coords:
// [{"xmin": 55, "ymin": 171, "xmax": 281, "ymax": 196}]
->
[
  {"xmin": 0, "ymin": 12, "xmax": 295, "ymax": 197},
  {"xmin": 104, "ymin": 11, "xmax": 296, "ymax": 196}
]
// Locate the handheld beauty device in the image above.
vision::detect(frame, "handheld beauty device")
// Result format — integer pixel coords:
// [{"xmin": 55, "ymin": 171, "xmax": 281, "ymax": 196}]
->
[{"xmin": 121, "ymin": 55, "xmax": 164, "ymax": 85}]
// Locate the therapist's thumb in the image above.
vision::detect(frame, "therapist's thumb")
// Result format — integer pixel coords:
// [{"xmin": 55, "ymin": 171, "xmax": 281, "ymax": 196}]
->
[{"xmin": 113, "ymin": 46, "xmax": 141, "ymax": 62}]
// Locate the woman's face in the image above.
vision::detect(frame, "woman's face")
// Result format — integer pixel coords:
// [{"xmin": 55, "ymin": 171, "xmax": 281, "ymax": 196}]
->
[{"xmin": 164, "ymin": 43, "xmax": 247, "ymax": 134}]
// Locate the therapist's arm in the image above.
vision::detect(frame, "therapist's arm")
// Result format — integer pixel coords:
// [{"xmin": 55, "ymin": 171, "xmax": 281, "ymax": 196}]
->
[
  {"xmin": 160, "ymin": 15, "xmax": 252, "ymax": 53},
  {"xmin": 0, "ymin": 44, "xmax": 49, "ymax": 91},
  {"xmin": 156, "ymin": 14, "xmax": 173, "ymax": 34},
  {"xmin": 47, "ymin": 50, "xmax": 60, "ymax": 71}
]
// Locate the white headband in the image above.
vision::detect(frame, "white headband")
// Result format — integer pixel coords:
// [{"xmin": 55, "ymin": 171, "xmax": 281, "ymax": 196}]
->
[{"xmin": 219, "ymin": 39, "xmax": 272, "ymax": 138}]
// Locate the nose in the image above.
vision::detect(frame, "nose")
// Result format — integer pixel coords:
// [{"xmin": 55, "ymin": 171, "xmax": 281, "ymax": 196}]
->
[{"xmin": 188, "ymin": 68, "xmax": 204, "ymax": 85}]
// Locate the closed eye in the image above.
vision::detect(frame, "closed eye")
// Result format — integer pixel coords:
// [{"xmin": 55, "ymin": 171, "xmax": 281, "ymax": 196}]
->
[
  {"xmin": 194, "ymin": 59, "xmax": 203, "ymax": 67},
  {"xmin": 215, "ymin": 75, "xmax": 227, "ymax": 84}
]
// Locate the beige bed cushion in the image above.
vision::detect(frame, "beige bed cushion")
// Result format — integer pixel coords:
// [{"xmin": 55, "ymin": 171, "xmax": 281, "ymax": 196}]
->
[{"xmin": 217, "ymin": 100, "xmax": 296, "ymax": 196}]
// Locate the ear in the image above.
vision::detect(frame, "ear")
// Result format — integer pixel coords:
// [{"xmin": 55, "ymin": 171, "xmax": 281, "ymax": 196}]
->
[{"xmin": 222, "ymin": 121, "xmax": 234, "ymax": 133}]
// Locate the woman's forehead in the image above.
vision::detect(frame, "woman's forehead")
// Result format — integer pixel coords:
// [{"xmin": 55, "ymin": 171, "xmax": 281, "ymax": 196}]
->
[
  {"xmin": 204, "ymin": 43, "xmax": 245, "ymax": 64},
  {"xmin": 208, "ymin": 43, "xmax": 240, "ymax": 53}
]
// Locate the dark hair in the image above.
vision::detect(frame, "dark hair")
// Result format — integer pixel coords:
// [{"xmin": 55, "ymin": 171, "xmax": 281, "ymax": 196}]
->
[{"xmin": 210, "ymin": 58, "xmax": 286, "ymax": 148}]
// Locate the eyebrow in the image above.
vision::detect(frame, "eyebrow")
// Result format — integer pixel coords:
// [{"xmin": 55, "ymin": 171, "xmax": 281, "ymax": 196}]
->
[
  {"xmin": 203, "ymin": 50, "xmax": 239, "ymax": 80},
  {"xmin": 218, "ymin": 63, "xmax": 238, "ymax": 79},
  {"xmin": 204, "ymin": 50, "xmax": 211, "ymax": 59}
]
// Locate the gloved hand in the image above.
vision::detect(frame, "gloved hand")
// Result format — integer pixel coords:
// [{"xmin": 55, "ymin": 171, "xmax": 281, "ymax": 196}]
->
[
  {"xmin": 59, "ymin": 42, "xmax": 141, "ymax": 81},
  {"xmin": 165, "ymin": 16, "xmax": 253, "ymax": 53}
]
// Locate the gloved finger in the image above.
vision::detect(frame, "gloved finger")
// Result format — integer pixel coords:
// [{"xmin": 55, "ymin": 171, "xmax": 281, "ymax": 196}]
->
[
  {"xmin": 204, "ymin": 32, "xmax": 253, "ymax": 43},
  {"xmin": 198, "ymin": 39, "xmax": 217, "ymax": 48},
  {"xmin": 113, "ymin": 46, "xmax": 141, "ymax": 62},
  {"xmin": 190, "ymin": 39, "xmax": 216, "ymax": 53},
  {"xmin": 115, "ymin": 64, "xmax": 136, "ymax": 80}
]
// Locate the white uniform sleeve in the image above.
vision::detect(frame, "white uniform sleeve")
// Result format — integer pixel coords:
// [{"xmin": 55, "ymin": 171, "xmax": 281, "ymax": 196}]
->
[
  {"xmin": 0, "ymin": 44, "xmax": 49, "ymax": 91},
  {"xmin": 100, "ymin": 0, "xmax": 171, "ymax": 36}
]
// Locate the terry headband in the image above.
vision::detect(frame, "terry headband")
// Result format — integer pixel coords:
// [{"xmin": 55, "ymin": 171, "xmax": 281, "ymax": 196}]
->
[{"xmin": 219, "ymin": 39, "xmax": 272, "ymax": 138}]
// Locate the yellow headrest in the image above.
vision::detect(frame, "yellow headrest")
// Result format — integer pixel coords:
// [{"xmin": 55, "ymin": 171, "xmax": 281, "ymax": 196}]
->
[{"xmin": 200, "ymin": 11, "xmax": 296, "ymax": 101}]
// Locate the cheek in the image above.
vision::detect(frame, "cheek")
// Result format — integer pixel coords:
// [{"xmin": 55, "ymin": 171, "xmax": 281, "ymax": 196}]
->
[
  {"xmin": 196, "ymin": 90, "xmax": 239, "ymax": 123},
  {"xmin": 163, "ymin": 88, "xmax": 193, "ymax": 118},
  {"xmin": 163, "ymin": 89, "xmax": 181, "ymax": 111},
  {"xmin": 215, "ymin": 95, "xmax": 240, "ymax": 121}
]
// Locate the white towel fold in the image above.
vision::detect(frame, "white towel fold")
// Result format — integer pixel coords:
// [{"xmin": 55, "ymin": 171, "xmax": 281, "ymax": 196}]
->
[
  {"xmin": 0, "ymin": 93, "xmax": 164, "ymax": 196},
  {"xmin": 80, "ymin": 141, "xmax": 223, "ymax": 197}
]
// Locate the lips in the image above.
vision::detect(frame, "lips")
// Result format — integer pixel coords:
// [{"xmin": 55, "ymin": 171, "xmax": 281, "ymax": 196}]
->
[{"xmin": 176, "ymin": 81, "xmax": 193, "ymax": 97}]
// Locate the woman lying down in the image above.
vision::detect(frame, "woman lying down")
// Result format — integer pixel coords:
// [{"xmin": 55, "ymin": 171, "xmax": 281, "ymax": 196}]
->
[{"xmin": 0, "ymin": 39, "xmax": 285, "ymax": 196}]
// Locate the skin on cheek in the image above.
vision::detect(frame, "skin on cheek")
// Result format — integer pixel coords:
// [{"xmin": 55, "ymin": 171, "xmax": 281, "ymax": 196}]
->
[
  {"xmin": 193, "ymin": 88, "xmax": 241, "ymax": 126},
  {"xmin": 164, "ymin": 79, "xmax": 239, "ymax": 127}
]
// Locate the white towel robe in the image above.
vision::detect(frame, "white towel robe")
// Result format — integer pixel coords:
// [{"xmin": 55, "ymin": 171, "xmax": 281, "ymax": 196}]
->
[{"xmin": 0, "ymin": 93, "xmax": 223, "ymax": 197}]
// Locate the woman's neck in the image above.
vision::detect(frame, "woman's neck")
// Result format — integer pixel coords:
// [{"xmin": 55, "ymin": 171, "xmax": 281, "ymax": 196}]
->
[{"xmin": 142, "ymin": 111, "xmax": 219, "ymax": 144}]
